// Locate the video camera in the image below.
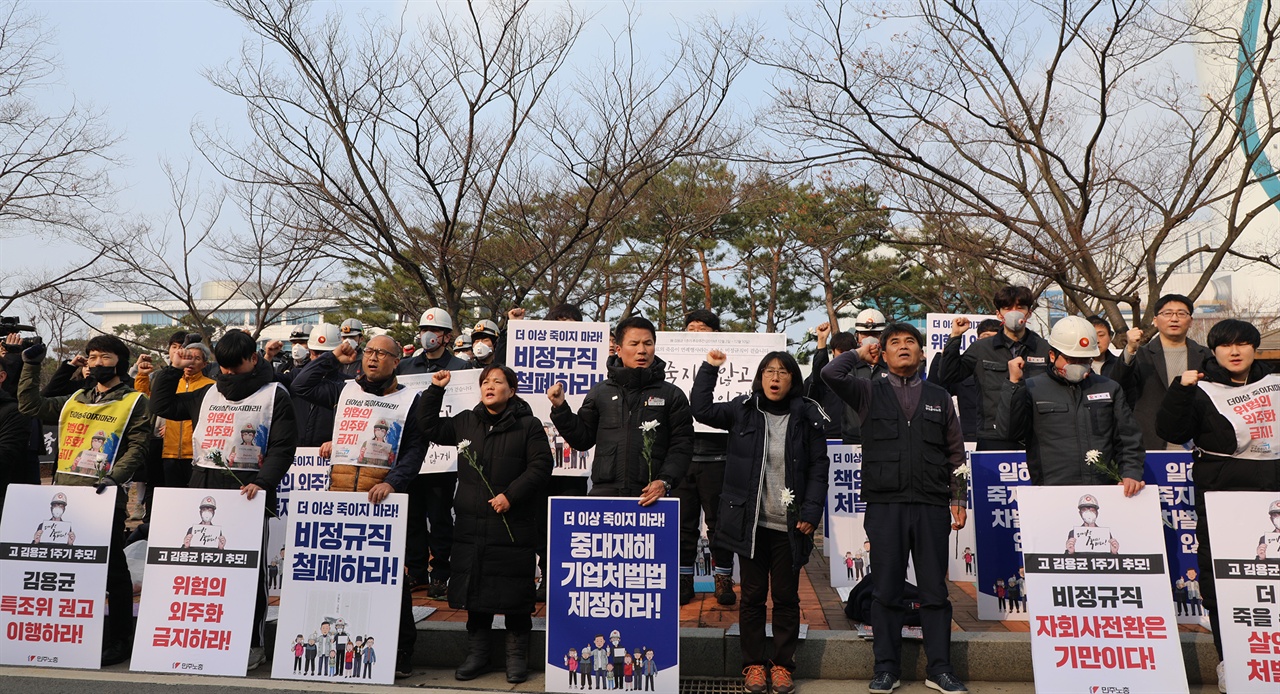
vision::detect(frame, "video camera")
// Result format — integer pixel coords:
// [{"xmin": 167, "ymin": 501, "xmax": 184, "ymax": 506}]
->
[{"xmin": 0, "ymin": 316, "xmax": 42, "ymax": 351}]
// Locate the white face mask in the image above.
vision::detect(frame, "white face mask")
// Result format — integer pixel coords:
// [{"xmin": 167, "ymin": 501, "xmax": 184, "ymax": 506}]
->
[
  {"xmin": 201, "ymin": 511, "xmax": 213, "ymax": 523},
  {"xmin": 420, "ymin": 331, "xmax": 444, "ymax": 351},
  {"xmin": 1272, "ymin": 516, "xmax": 1280, "ymax": 531},
  {"xmin": 291, "ymin": 344, "xmax": 308, "ymax": 361},
  {"xmin": 860, "ymin": 336, "xmax": 879, "ymax": 347},
  {"xmin": 1003, "ymin": 310, "xmax": 1027, "ymax": 332},
  {"xmin": 472, "ymin": 342, "xmax": 493, "ymax": 359},
  {"xmin": 1061, "ymin": 363, "xmax": 1090, "ymax": 383},
  {"xmin": 343, "ymin": 337, "xmax": 359, "ymax": 351},
  {"xmin": 51, "ymin": 507, "xmax": 64, "ymax": 520},
  {"xmin": 1081, "ymin": 510, "xmax": 1098, "ymax": 524}
]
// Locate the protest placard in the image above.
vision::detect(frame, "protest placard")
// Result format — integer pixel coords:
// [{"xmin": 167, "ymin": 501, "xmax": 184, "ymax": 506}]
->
[
  {"xmin": 972, "ymin": 451, "xmax": 1030, "ymax": 620},
  {"xmin": 0, "ymin": 484, "xmax": 115, "ymax": 669},
  {"xmin": 655, "ymin": 331, "xmax": 786, "ymax": 433},
  {"xmin": 544, "ymin": 497, "xmax": 678, "ymax": 693},
  {"xmin": 1019, "ymin": 485, "xmax": 1186, "ymax": 693},
  {"xmin": 827, "ymin": 444, "xmax": 866, "ymax": 589},
  {"xmin": 924, "ymin": 313, "xmax": 994, "ymax": 376},
  {"xmin": 1145, "ymin": 451, "xmax": 1207, "ymax": 625},
  {"xmin": 131, "ymin": 487, "xmax": 265, "ymax": 675},
  {"xmin": 396, "ymin": 373, "xmax": 478, "ymax": 473},
  {"xmin": 1205, "ymin": 491, "xmax": 1280, "ymax": 691},
  {"xmin": 267, "ymin": 447, "xmax": 329, "ymax": 597}
]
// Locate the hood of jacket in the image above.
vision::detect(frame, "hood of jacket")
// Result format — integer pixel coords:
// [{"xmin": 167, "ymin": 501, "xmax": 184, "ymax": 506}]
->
[
  {"xmin": 215, "ymin": 356, "xmax": 276, "ymax": 401},
  {"xmin": 605, "ymin": 354, "xmax": 668, "ymax": 391}
]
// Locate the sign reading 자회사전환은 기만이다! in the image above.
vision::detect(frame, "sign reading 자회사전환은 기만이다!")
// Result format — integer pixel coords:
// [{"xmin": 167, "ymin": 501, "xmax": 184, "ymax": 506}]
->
[
  {"xmin": 507, "ymin": 320, "xmax": 609, "ymax": 478},
  {"xmin": 1018, "ymin": 485, "xmax": 1186, "ymax": 694},
  {"xmin": 130, "ymin": 487, "xmax": 265, "ymax": 676},
  {"xmin": 0, "ymin": 484, "xmax": 115, "ymax": 670},
  {"xmin": 271, "ymin": 491, "xmax": 407, "ymax": 685},
  {"xmin": 1205, "ymin": 491, "xmax": 1280, "ymax": 691},
  {"xmin": 545, "ymin": 497, "xmax": 679, "ymax": 693}
]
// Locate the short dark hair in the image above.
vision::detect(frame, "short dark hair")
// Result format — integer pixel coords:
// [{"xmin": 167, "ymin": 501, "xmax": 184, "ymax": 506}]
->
[
  {"xmin": 168, "ymin": 330, "xmax": 188, "ymax": 346},
  {"xmin": 1206, "ymin": 318, "xmax": 1261, "ymax": 350},
  {"xmin": 752, "ymin": 351, "xmax": 804, "ymax": 400},
  {"xmin": 880, "ymin": 322, "xmax": 924, "ymax": 346},
  {"xmin": 614, "ymin": 316, "xmax": 656, "ymax": 344},
  {"xmin": 993, "ymin": 286, "xmax": 1036, "ymax": 311},
  {"xmin": 976, "ymin": 319, "xmax": 1003, "ymax": 335},
  {"xmin": 545, "ymin": 303, "xmax": 584, "ymax": 322},
  {"xmin": 1154, "ymin": 294, "xmax": 1194, "ymax": 315},
  {"xmin": 684, "ymin": 309, "xmax": 720, "ymax": 331},
  {"xmin": 1085, "ymin": 315, "xmax": 1113, "ymax": 336},
  {"xmin": 213, "ymin": 329, "xmax": 258, "ymax": 369},
  {"xmin": 84, "ymin": 335, "xmax": 131, "ymax": 380},
  {"xmin": 829, "ymin": 331, "xmax": 858, "ymax": 354},
  {"xmin": 478, "ymin": 363, "xmax": 519, "ymax": 391}
]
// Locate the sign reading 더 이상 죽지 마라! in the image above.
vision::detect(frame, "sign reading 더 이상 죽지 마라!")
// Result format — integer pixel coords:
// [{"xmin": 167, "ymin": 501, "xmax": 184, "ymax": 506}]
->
[
  {"xmin": 545, "ymin": 497, "xmax": 679, "ymax": 693},
  {"xmin": 1018, "ymin": 485, "xmax": 1186, "ymax": 694},
  {"xmin": 1205, "ymin": 491, "xmax": 1280, "ymax": 692},
  {"xmin": 0, "ymin": 484, "xmax": 115, "ymax": 670},
  {"xmin": 131, "ymin": 487, "xmax": 265, "ymax": 676}
]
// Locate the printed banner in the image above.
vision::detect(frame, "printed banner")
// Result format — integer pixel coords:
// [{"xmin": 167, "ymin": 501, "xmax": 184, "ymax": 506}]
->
[
  {"xmin": 1145, "ymin": 451, "xmax": 1207, "ymax": 625},
  {"xmin": 268, "ymin": 447, "xmax": 330, "ymax": 597},
  {"xmin": 0, "ymin": 484, "xmax": 115, "ymax": 669},
  {"xmin": 271, "ymin": 491, "xmax": 407, "ymax": 685},
  {"xmin": 394, "ymin": 374, "xmax": 479, "ymax": 473},
  {"xmin": 545, "ymin": 497, "xmax": 679, "ymax": 693},
  {"xmin": 655, "ymin": 331, "xmax": 786, "ymax": 433},
  {"xmin": 972, "ymin": 451, "xmax": 1031, "ymax": 620},
  {"xmin": 1020, "ymin": 485, "xmax": 1187, "ymax": 694},
  {"xmin": 827, "ymin": 444, "xmax": 867, "ymax": 588},
  {"xmin": 1197, "ymin": 375, "xmax": 1280, "ymax": 459},
  {"xmin": 1205, "ymin": 491, "xmax": 1280, "ymax": 691},
  {"xmin": 193, "ymin": 383, "xmax": 277, "ymax": 472},
  {"xmin": 924, "ymin": 313, "xmax": 995, "ymax": 375},
  {"xmin": 329, "ymin": 382, "xmax": 417, "ymax": 469},
  {"xmin": 131, "ymin": 487, "xmax": 265, "ymax": 675},
  {"xmin": 507, "ymin": 320, "xmax": 610, "ymax": 478},
  {"xmin": 55, "ymin": 393, "xmax": 143, "ymax": 479}
]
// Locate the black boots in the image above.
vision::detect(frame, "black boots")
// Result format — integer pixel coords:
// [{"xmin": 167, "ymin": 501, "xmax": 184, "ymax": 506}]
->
[
  {"xmin": 506, "ymin": 630, "xmax": 530, "ymax": 684},
  {"xmin": 455, "ymin": 628, "xmax": 491, "ymax": 680}
]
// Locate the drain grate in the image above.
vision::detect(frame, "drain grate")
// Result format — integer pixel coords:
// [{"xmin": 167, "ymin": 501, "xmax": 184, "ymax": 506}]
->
[{"xmin": 679, "ymin": 676, "xmax": 743, "ymax": 694}]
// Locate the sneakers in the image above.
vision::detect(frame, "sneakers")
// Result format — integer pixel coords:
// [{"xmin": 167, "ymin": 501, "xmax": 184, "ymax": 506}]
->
[
  {"xmin": 867, "ymin": 672, "xmax": 900, "ymax": 693},
  {"xmin": 743, "ymin": 665, "xmax": 769, "ymax": 694},
  {"xmin": 247, "ymin": 646, "xmax": 267, "ymax": 671},
  {"xmin": 1216, "ymin": 661, "xmax": 1226, "ymax": 693},
  {"xmin": 715, "ymin": 574, "xmax": 737, "ymax": 605},
  {"xmin": 770, "ymin": 665, "xmax": 795, "ymax": 694},
  {"xmin": 680, "ymin": 574, "xmax": 695, "ymax": 605},
  {"xmin": 925, "ymin": 673, "xmax": 968, "ymax": 692},
  {"xmin": 427, "ymin": 579, "xmax": 448, "ymax": 600}
]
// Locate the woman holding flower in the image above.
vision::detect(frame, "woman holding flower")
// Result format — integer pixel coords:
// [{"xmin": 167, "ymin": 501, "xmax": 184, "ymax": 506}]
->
[
  {"xmin": 420, "ymin": 366, "xmax": 552, "ymax": 685},
  {"xmin": 690, "ymin": 349, "xmax": 829, "ymax": 694}
]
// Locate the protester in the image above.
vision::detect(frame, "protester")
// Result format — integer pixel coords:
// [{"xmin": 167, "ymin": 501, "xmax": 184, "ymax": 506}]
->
[
  {"xmin": 134, "ymin": 342, "xmax": 215, "ymax": 490},
  {"xmin": 677, "ymin": 309, "xmax": 737, "ymax": 606},
  {"xmin": 274, "ymin": 324, "xmax": 314, "ymax": 377},
  {"xmin": 150, "ymin": 328, "xmax": 298, "ymax": 670},
  {"xmin": 691, "ymin": 348, "xmax": 829, "ymax": 694},
  {"xmin": 0, "ymin": 364, "xmax": 26, "ymax": 513},
  {"xmin": 1114, "ymin": 294, "xmax": 1211, "ymax": 449},
  {"xmin": 807, "ymin": 323, "xmax": 872, "ymax": 443},
  {"xmin": 1085, "ymin": 315, "xmax": 1119, "ymax": 379},
  {"xmin": 467, "ymin": 319, "xmax": 500, "ymax": 368},
  {"xmin": 398, "ymin": 308, "xmax": 469, "ymax": 374},
  {"xmin": 0, "ymin": 335, "xmax": 47, "ymax": 494},
  {"xmin": 17, "ymin": 335, "xmax": 150, "ymax": 665},
  {"xmin": 935, "ymin": 286, "xmax": 1051, "ymax": 450},
  {"xmin": 289, "ymin": 323, "xmax": 349, "ymax": 447},
  {"xmin": 337, "ymin": 318, "xmax": 366, "ymax": 378},
  {"xmin": 1156, "ymin": 318, "xmax": 1279, "ymax": 693},
  {"xmin": 420, "ymin": 366, "xmax": 552, "ymax": 684},
  {"xmin": 929, "ymin": 319, "xmax": 1000, "ymax": 442},
  {"xmin": 824, "ymin": 323, "xmax": 969, "ymax": 693},
  {"xmin": 547, "ymin": 316, "xmax": 694, "ymax": 503},
  {"xmin": 453, "ymin": 332, "xmax": 473, "ymax": 361},
  {"xmin": 996, "ymin": 315, "xmax": 1144, "ymax": 493}
]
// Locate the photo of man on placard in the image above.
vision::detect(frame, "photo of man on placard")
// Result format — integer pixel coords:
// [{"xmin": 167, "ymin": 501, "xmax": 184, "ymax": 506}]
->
[
  {"xmin": 1064, "ymin": 494, "xmax": 1119, "ymax": 554},
  {"xmin": 33, "ymin": 492, "xmax": 75, "ymax": 545},
  {"xmin": 183, "ymin": 495, "xmax": 227, "ymax": 550}
]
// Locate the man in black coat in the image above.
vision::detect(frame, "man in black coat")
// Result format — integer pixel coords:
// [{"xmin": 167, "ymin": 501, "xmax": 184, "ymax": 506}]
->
[{"xmin": 1086, "ymin": 315, "xmax": 1121, "ymax": 380}]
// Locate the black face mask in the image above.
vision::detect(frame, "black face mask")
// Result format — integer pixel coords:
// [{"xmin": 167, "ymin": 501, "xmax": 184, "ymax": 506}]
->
[
  {"xmin": 88, "ymin": 365, "xmax": 118, "ymax": 383},
  {"xmin": 358, "ymin": 374, "xmax": 393, "ymax": 394}
]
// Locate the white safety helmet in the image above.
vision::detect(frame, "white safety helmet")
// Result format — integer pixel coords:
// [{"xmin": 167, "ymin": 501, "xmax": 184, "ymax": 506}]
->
[
  {"xmin": 418, "ymin": 307, "xmax": 453, "ymax": 332},
  {"xmin": 853, "ymin": 308, "xmax": 887, "ymax": 333},
  {"xmin": 339, "ymin": 318, "xmax": 365, "ymax": 337},
  {"xmin": 308, "ymin": 323, "xmax": 342, "ymax": 352},
  {"xmin": 1048, "ymin": 316, "xmax": 1100, "ymax": 358}
]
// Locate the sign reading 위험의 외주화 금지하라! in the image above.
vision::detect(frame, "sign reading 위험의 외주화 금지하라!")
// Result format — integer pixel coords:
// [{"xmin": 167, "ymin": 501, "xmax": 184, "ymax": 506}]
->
[
  {"xmin": 506, "ymin": 320, "xmax": 609, "ymax": 478},
  {"xmin": 271, "ymin": 491, "xmax": 407, "ymax": 685},
  {"xmin": 0, "ymin": 484, "xmax": 115, "ymax": 670},
  {"xmin": 130, "ymin": 487, "xmax": 265, "ymax": 676},
  {"xmin": 1205, "ymin": 491, "xmax": 1280, "ymax": 691},
  {"xmin": 545, "ymin": 497, "xmax": 679, "ymax": 693},
  {"xmin": 653, "ymin": 331, "xmax": 786, "ymax": 433},
  {"xmin": 1018, "ymin": 485, "xmax": 1187, "ymax": 694}
]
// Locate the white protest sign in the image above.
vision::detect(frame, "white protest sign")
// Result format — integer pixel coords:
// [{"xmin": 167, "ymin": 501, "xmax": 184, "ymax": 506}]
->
[
  {"xmin": 1197, "ymin": 375, "xmax": 1280, "ymax": 459},
  {"xmin": 131, "ymin": 487, "xmax": 266, "ymax": 676},
  {"xmin": 1205, "ymin": 491, "xmax": 1280, "ymax": 692},
  {"xmin": 655, "ymin": 331, "xmax": 787, "ymax": 433},
  {"xmin": 827, "ymin": 444, "xmax": 866, "ymax": 588},
  {"xmin": 268, "ymin": 447, "xmax": 330, "ymax": 597},
  {"xmin": 271, "ymin": 491, "xmax": 407, "ymax": 685},
  {"xmin": 507, "ymin": 320, "xmax": 610, "ymax": 477},
  {"xmin": 1019, "ymin": 486, "xmax": 1186, "ymax": 694},
  {"xmin": 397, "ymin": 374, "xmax": 478, "ymax": 474},
  {"xmin": 924, "ymin": 313, "xmax": 995, "ymax": 372},
  {"xmin": 0, "ymin": 484, "xmax": 116, "ymax": 669}
]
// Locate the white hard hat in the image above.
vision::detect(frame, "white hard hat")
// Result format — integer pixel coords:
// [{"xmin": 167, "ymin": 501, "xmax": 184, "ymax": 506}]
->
[
  {"xmin": 339, "ymin": 318, "xmax": 365, "ymax": 336},
  {"xmin": 853, "ymin": 308, "xmax": 887, "ymax": 333},
  {"xmin": 1049, "ymin": 316, "xmax": 1100, "ymax": 358},
  {"xmin": 453, "ymin": 333, "xmax": 472, "ymax": 350},
  {"xmin": 472, "ymin": 319, "xmax": 500, "ymax": 340},
  {"xmin": 418, "ymin": 308, "xmax": 453, "ymax": 331},
  {"xmin": 308, "ymin": 323, "xmax": 341, "ymax": 351}
]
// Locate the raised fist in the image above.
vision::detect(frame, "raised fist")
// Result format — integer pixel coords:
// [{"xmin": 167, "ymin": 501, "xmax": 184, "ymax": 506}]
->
[
  {"xmin": 951, "ymin": 317, "xmax": 971, "ymax": 338},
  {"xmin": 706, "ymin": 350, "xmax": 727, "ymax": 367},
  {"xmin": 1125, "ymin": 327, "xmax": 1144, "ymax": 354},
  {"xmin": 432, "ymin": 370, "xmax": 451, "ymax": 388},
  {"xmin": 264, "ymin": 339, "xmax": 284, "ymax": 360},
  {"xmin": 334, "ymin": 340, "xmax": 358, "ymax": 364},
  {"xmin": 547, "ymin": 381, "xmax": 566, "ymax": 407},
  {"xmin": 1008, "ymin": 356, "xmax": 1025, "ymax": 383},
  {"xmin": 1179, "ymin": 370, "xmax": 1203, "ymax": 387},
  {"xmin": 508, "ymin": 307, "xmax": 526, "ymax": 321},
  {"xmin": 137, "ymin": 353, "xmax": 154, "ymax": 375}
]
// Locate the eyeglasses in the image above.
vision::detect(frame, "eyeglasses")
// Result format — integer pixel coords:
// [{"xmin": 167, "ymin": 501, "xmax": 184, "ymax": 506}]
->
[
  {"xmin": 1157, "ymin": 311, "xmax": 1191, "ymax": 319},
  {"xmin": 365, "ymin": 348, "xmax": 400, "ymax": 361},
  {"xmin": 762, "ymin": 368, "xmax": 792, "ymax": 379}
]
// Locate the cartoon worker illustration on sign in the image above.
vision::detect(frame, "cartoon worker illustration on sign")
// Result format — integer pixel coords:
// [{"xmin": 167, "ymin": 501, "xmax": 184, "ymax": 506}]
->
[
  {"xmin": 183, "ymin": 496, "xmax": 226, "ymax": 549},
  {"xmin": 356, "ymin": 419, "xmax": 394, "ymax": 468},
  {"xmin": 33, "ymin": 492, "xmax": 76, "ymax": 545},
  {"xmin": 1065, "ymin": 494, "xmax": 1119, "ymax": 554},
  {"xmin": 228, "ymin": 423, "xmax": 264, "ymax": 469},
  {"xmin": 1257, "ymin": 499, "xmax": 1280, "ymax": 560},
  {"xmin": 71, "ymin": 430, "xmax": 110, "ymax": 475}
]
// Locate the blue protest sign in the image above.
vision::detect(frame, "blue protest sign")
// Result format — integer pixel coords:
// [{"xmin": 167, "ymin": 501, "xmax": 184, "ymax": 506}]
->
[
  {"xmin": 1143, "ymin": 451, "xmax": 1206, "ymax": 625},
  {"xmin": 972, "ymin": 451, "xmax": 1030, "ymax": 620}
]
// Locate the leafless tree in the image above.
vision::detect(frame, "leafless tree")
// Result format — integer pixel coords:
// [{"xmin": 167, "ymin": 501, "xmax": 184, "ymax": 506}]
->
[{"xmin": 752, "ymin": 0, "xmax": 1280, "ymax": 333}]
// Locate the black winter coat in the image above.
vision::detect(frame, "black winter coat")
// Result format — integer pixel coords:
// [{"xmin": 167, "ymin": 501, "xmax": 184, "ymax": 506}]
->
[
  {"xmin": 935, "ymin": 329, "xmax": 1053, "ymax": 443},
  {"xmin": 419, "ymin": 386, "xmax": 552, "ymax": 614},
  {"xmin": 690, "ymin": 362, "xmax": 829, "ymax": 569},
  {"xmin": 1113, "ymin": 338, "xmax": 1212, "ymax": 449},
  {"xmin": 1157, "ymin": 358, "xmax": 1280, "ymax": 493},
  {"xmin": 288, "ymin": 352, "xmax": 355, "ymax": 448}
]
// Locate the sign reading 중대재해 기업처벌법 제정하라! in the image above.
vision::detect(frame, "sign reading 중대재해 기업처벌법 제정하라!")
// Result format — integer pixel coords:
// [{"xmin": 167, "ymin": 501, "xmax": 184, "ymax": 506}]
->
[
  {"xmin": 507, "ymin": 320, "xmax": 609, "ymax": 478},
  {"xmin": 1018, "ymin": 485, "xmax": 1187, "ymax": 694},
  {"xmin": 1205, "ymin": 491, "xmax": 1280, "ymax": 692},
  {"xmin": 0, "ymin": 484, "xmax": 115, "ymax": 670},
  {"xmin": 545, "ymin": 497, "xmax": 678, "ymax": 693},
  {"xmin": 130, "ymin": 487, "xmax": 265, "ymax": 676}
]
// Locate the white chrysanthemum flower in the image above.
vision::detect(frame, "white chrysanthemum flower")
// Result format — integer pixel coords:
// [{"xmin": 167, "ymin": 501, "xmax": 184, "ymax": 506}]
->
[
  {"xmin": 458, "ymin": 439, "xmax": 471, "ymax": 451},
  {"xmin": 639, "ymin": 420, "xmax": 660, "ymax": 432},
  {"xmin": 953, "ymin": 463, "xmax": 971, "ymax": 479},
  {"xmin": 780, "ymin": 487, "xmax": 796, "ymax": 506},
  {"xmin": 1085, "ymin": 449, "xmax": 1101, "ymax": 464}
]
